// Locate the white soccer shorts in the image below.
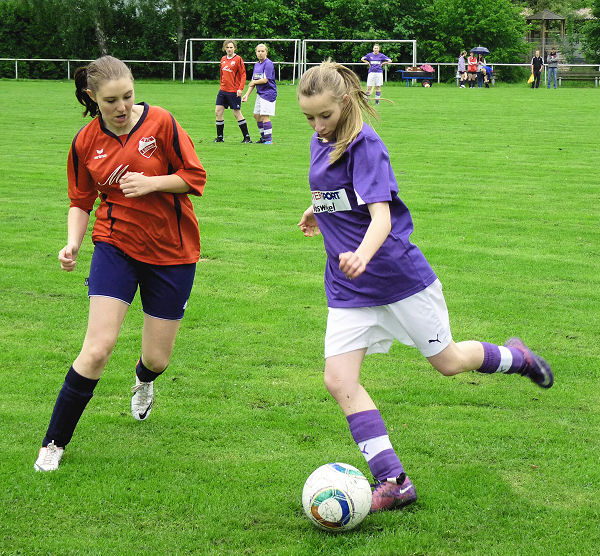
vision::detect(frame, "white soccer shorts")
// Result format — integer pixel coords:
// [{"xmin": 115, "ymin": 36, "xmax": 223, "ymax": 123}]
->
[
  {"xmin": 324, "ymin": 279, "xmax": 452, "ymax": 359},
  {"xmin": 366, "ymin": 73, "xmax": 384, "ymax": 87},
  {"xmin": 253, "ymin": 96, "xmax": 276, "ymax": 116}
]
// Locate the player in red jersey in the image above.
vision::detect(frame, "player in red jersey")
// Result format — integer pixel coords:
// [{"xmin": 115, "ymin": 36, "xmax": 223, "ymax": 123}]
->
[
  {"xmin": 214, "ymin": 39, "xmax": 252, "ymax": 143},
  {"xmin": 34, "ymin": 56, "xmax": 207, "ymax": 472}
]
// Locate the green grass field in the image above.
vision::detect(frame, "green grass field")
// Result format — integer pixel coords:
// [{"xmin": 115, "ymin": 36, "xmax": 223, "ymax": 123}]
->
[{"xmin": 0, "ymin": 78, "xmax": 599, "ymax": 555}]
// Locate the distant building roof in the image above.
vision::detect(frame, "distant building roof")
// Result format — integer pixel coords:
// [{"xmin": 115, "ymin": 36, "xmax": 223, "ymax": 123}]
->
[{"xmin": 526, "ymin": 9, "xmax": 565, "ymax": 21}]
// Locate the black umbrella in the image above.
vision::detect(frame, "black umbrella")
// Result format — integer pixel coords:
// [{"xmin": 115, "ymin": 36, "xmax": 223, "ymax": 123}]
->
[{"xmin": 471, "ymin": 46, "xmax": 490, "ymax": 55}]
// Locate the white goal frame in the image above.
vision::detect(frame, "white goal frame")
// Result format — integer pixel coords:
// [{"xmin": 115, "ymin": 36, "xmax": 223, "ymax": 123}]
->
[
  {"xmin": 300, "ymin": 39, "xmax": 417, "ymax": 77},
  {"xmin": 182, "ymin": 37, "xmax": 301, "ymax": 83}
]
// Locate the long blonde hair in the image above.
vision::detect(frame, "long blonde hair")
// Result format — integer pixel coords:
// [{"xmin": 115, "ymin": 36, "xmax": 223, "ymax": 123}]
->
[{"xmin": 298, "ymin": 60, "xmax": 377, "ymax": 164}]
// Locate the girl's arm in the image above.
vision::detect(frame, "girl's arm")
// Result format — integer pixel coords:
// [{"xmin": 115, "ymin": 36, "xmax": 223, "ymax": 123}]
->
[
  {"xmin": 118, "ymin": 172, "xmax": 190, "ymax": 197},
  {"xmin": 242, "ymin": 83, "xmax": 255, "ymax": 102},
  {"xmin": 58, "ymin": 206, "xmax": 91, "ymax": 271},
  {"xmin": 339, "ymin": 201, "xmax": 391, "ymax": 279}
]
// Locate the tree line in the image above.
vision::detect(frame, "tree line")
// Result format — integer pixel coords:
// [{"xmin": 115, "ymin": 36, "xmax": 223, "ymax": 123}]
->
[{"xmin": 1, "ymin": 0, "xmax": 598, "ymax": 82}]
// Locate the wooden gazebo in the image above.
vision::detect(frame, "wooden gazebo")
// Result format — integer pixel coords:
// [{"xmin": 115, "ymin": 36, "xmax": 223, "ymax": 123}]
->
[{"xmin": 526, "ymin": 9, "xmax": 565, "ymax": 57}]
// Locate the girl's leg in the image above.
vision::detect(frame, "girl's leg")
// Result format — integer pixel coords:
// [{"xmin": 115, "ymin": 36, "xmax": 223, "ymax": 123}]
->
[
  {"xmin": 374, "ymin": 85, "xmax": 382, "ymax": 105},
  {"xmin": 233, "ymin": 108, "xmax": 251, "ymax": 141},
  {"xmin": 427, "ymin": 339, "xmax": 553, "ymax": 388},
  {"xmin": 365, "ymin": 85, "xmax": 374, "ymax": 100},
  {"xmin": 131, "ymin": 314, "xmax": 182, "ymax": 421},
  {"xmin": 215, "ymin": 105, "xmax": 225, "ymax": 141},
  {"xmin": 36, "ymin": 297, "xmax": 128, "ymax": 471},
  {"xmin": 324, "ymin": 349, "xmax": 417, "ymax": 511},
  {"xmin": 260, "ymin": 115, "xmax": 272, "ymax": 143},
  {"xmin": 254, "ymin": 113, "xmax": 264, "ymax": 140}
]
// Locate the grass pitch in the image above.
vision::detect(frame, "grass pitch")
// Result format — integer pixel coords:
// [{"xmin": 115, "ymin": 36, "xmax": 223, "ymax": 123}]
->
[{"xmin": 0, "ymin": 79, "xmax": 599, "ymax": 555}]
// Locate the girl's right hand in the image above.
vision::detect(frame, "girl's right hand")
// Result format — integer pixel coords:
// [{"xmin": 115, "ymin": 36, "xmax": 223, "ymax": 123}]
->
[
  {"xmin": 58, "ymin": 243, "xmax": 79, "ymax": 272},
  {"xmin": 298, "ymin": 206, "xmax": 320, "ymax": 237}
]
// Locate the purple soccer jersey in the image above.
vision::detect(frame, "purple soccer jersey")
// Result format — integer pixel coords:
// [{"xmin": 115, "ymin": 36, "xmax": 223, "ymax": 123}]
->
[
  {"xmin": 362, "ymin": 52, "xmax": 391, "ymax": 73},
  {"xmin": 251, "ymin": 58, "xmax": 277, "ymax": 102},
  {"xmin": 308, "ymin": 124, "xmax": 437, "ymax": 308}
]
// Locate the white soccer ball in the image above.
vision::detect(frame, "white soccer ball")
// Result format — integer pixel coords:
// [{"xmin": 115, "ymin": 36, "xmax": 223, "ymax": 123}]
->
[{"xmin": 302, "ymin": 462, "xmax": 372, "ymax": 532}]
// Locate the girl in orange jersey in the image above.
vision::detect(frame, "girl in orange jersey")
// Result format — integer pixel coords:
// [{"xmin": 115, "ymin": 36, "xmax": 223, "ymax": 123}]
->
[
  {"xmin": 34, "ymin": 56, "xmax": 207, "ymax": 472},
  {"xmin": 214, "ymin": 39, "xmax": 252, "ymax": 143}
]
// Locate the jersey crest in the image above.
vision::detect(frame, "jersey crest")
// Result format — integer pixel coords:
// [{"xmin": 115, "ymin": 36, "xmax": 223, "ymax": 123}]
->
[{"xmin": 138, "ymin": 136, "xmax": 157, "ymax": 158}]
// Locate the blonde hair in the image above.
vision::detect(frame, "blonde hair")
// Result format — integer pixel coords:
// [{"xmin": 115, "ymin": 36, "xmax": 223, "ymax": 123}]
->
[
  {"xmin": 298, "ymin": 60, "xmax": 376, "ymax": 164},
  {"xmin": 74, "ymin": 55, "xmax": 133, "ymax": 117},
  {"xmin": 222, "ymin": 39, "xmax": 237, "ymax": 51},
  {"xmin": 256, "ymin": 43, "xmax": 268, "ymax": 53}
]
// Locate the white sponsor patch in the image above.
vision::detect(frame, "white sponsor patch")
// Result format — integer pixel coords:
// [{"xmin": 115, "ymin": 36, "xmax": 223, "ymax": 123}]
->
[{"xmin": 311, "ymin": 188, "xmax": 351, "ymax": 214}]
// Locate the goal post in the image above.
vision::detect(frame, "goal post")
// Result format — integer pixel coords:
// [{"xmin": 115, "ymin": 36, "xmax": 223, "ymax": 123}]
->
[
  {"xmin": 300, "ymin": 39, "xmax": 417, "ymax": 78},
  {"xmin": 182, "ymin": 37, "xmax": 301, "ymax": 83}
]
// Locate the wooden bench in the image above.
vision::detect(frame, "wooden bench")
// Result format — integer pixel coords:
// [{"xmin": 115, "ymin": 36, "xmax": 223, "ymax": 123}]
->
[{"xmin": 557, "ymin": 71, "xmax": 600, "ymax": 87}]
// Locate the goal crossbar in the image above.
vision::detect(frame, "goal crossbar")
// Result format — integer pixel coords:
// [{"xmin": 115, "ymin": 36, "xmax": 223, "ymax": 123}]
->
[
  {"xmin": 300, "ymin": 39, "xmax": 417, "ymax": 76},
  {"xmin": 182, "ymin": 38, "xmax": 301, "ymax": 83}
]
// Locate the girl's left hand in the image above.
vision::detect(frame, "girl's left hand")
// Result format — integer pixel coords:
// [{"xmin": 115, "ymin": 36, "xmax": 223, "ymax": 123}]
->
[
  {"xmin": 119, "ymin": 172, "xmax": 154, "ymax": 197},
  {"xmin": 339, "ymin": 251, "xmax": 367, "ymax": 280}
]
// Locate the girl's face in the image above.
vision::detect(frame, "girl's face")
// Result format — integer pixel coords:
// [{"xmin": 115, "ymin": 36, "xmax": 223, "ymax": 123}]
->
[
  {"xmin": 373, "ymin": 44, "xmax": 380, "ymax": 54},
  {"xmin": 256, "ymin": 45, "xmax": 267, "ymax": 61},
  {"xmin": 225, "ymin": 42, "xmax": 236, "ymax": 56},
  {"xmin": 299, "ymin": 92, "xmax": 346, "ymax": 142},
  {"xmin": 87, "ymin": 77, "xmax": 135, "ymax": 133}
]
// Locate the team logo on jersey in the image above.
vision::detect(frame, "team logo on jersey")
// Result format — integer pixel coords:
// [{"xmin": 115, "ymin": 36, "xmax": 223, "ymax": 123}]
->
[
  {"xmin": 311, "ymin": 189, "xmax": 352, "ymax": 214},
  {"xmin": 138, "ymin": 136, "xmax": 157, "ymax": 158},
  {"xmin": 94, "ymin": 148, "xmax": 107, "ymax": 160}
]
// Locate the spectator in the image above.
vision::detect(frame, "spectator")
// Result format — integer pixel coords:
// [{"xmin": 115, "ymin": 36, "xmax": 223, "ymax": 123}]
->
[
  {"xmin": 547, "ymin": 48, "xmax": 558, "ymax": 89},
  {"xmin": 457, "ymin": 50, "xmax": 467, "ymax": 88},
  {"xmin": 467, "ymin": 51, "xmax": 478, "ymax": 88}
]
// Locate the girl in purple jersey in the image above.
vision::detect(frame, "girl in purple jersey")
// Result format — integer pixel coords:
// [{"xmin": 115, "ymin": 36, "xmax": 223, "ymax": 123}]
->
[
  {"xmin": 297, "ymin": 61, "xmax": 553, "ymax": 513},
  {"xmin": 242, "ymin": 43, "xmax": 277, "ymax": 144}
]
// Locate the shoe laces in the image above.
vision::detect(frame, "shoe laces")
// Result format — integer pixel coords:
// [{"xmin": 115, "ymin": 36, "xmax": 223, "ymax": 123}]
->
[
  {"xmin": 42, "ymin": 441, "xmax": 62, "ymax": 464},
  {"xmin": 132, "ymin": 380, "xmax": 152, "ymax": 402}
]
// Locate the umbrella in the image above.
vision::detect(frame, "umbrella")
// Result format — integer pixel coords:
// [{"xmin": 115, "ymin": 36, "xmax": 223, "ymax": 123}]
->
[{"xmin": 471, "ymin": 46, "xmax": 490, "ymax": 55}]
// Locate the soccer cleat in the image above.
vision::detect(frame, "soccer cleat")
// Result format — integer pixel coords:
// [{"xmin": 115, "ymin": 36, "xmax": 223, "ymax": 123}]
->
[
  {"xmin": 131, "ymin": 376, "xmax": 154, "ymax": 421},
  {"xmin": 241, "ymin": 136, "xmax": 252, "ymax": 143},
  {"xmin": 256, "ymin": 137, "xmax": 266, "ymax": 143},
  {"xmin": 213, "ymin": 137, "xmax": 224, "ymax": 142},
  {"xmin": 505, "ymin": 337, "xmax": 553, "ymax": 388},
  {"xmin": 370, "ymin": 474, "xmax": 417, "ymax": 513},
  {"xmin": 263, "ymin": 140, "xmax": 273, "ymax": 144},
  {"xmin": 34, "ymin": 441, "xmax": 64, "ymax": 472}
]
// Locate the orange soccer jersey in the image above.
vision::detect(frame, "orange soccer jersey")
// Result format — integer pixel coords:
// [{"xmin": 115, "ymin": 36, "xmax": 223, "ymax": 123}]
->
[
  {"xmin": 219, "ymin": 54, "xmax": 246, "ymax": 93},
  {"xmin": 67, "ymin": 103, "xmax": 207, "ymax": 265}
]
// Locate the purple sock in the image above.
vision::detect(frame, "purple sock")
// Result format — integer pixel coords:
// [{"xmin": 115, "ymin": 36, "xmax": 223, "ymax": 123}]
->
[
  {"xmin": 375, "ymin": 92, "xmax": 381, "ymax": 105},
  {"xmin": 262, "ymin": 121, "xmax": 272, "ymax": 141},
  {"xmin": 257, "ymin": 121, "xmax": 264, "ymax": 138},
  {"xmin": 478, "ymin": 342, "xmax": 525, "ymax": 374},
  {"xmin": 347, "ymin": 409, "xmax": 404, "ymax": 481}
]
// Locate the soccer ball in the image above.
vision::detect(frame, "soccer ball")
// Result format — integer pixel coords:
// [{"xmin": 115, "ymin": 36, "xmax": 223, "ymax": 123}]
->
[{"xmin": 302, "ymin": 462, "xmax": 372, "ymax": 532}]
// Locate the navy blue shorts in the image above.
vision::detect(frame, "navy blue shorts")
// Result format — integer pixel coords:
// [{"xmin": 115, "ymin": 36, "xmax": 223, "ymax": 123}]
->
[
  {"xmin": 216, "ymin": 89, "xmax": 241, "ymax": 110},
  {"xmin": 87, "ymin": 242, "xmax": 196, "ymax": 320}
]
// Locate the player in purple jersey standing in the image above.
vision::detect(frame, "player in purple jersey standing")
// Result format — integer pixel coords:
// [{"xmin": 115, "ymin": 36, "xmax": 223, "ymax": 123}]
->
[
  {"xmin": 242, "ymin": 43, "xmax": 277, "ymax": 144},
  {"xmin": 361, "ymin": 44, "xmax": 391, "ymax": 105},
  {"xmin": 297, "ymin": 61, "xmax": 553, "ymax": 513}
]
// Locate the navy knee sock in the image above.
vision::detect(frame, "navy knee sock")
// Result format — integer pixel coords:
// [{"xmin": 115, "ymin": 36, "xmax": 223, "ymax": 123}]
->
[
  {"xmin": 43, "ymin": 366, "xmax": 98, "ymax": 448},
  {"xmin": 135, "ymin": 358, "xmax": 163, "ymax": 382}
]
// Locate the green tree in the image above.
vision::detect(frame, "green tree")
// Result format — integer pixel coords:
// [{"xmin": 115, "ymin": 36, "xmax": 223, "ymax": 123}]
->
[{"xmin": 582, "ymin": 0, "xmax": 600, "ymax": 62}]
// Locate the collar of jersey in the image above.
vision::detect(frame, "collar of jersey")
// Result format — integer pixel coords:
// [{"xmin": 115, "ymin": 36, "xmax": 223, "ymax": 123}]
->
[{"xmin": 98, "ymin": 102, "xmax": 149, "ymax": 145}]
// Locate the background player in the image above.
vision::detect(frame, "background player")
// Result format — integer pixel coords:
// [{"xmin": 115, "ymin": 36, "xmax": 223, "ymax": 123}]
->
[
  {"xmin": 34, "ymin": 55, "xmax": 207, "ymax": 472},
  {"xmin": 296, "ymin": 60, "xmax": 553, "ymax": 512},
  {"xmin": 214, "ymin": 39, "xmax": 252, "ymax": 143},
  {"xmin": 361, "ymin": 43, "xmax": 391, "ymax": 105},
  {"xmin": 242, "ymin": 43, "xmax": 277, "ymax": 144}
]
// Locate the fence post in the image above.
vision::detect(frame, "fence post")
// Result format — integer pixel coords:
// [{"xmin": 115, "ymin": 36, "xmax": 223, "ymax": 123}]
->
[{"xmin": 15, "ymin": 59, "xmax": 18, "ymax": 79}]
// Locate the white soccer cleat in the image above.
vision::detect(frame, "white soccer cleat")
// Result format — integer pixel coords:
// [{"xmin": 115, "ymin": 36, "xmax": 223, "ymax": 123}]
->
[
  {"xmin": 131, "ymin": 376, "xmax": 154, "ymax": 421},
  {"xmin": 34, "ymin": 441, "xmax": 64, "ymax": 472}
]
